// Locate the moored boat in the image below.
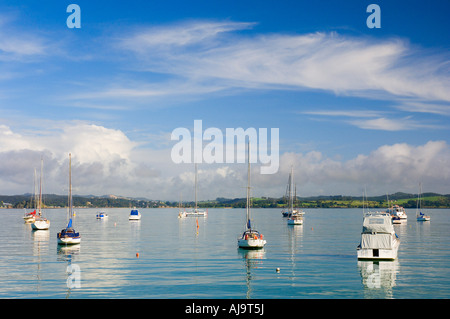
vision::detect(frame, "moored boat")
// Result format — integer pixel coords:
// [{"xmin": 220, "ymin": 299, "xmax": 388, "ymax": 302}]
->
[
  {"xmin": 287, "ymin": 211, "xmax": 304, "ymax": 225},
  {"xmin": 57, "ymin": 153, "xmax": 81, "ymax": 245},
  {"xmin": 357, "ymin": 211, "xmax": 400, "ymax": 260},
  {"xmin": 416, "ymin": 183, "xmax": 431, "ymax": 222},
  {"xmin": 238, "ymin": 143, "xmax": 266, "ymax": 250},
  {"xmin": 387, "ymin": 204, "xmax": 407, "ymax": 223},
  {"xmin": 96, "ymin": 211, "xmax": 108, "ymax": 219},
  {"xmin": 31, "ymin": 158, "xmax": 50, "ymax": 230},
  {"xmin": 129, "ymin": 208, "xmax": 141, "ymax": 220}
]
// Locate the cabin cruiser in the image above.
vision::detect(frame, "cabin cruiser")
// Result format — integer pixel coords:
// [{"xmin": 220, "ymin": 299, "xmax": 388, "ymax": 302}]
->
[{"xmin": 357, "ymin": 211, "xmax": 400, "ymax": 260}]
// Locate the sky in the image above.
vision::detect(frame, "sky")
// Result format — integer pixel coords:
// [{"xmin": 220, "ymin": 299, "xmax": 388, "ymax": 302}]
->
[{"xmin": 0, "ymin": 0, "xmax": 449, "ymax": 200}]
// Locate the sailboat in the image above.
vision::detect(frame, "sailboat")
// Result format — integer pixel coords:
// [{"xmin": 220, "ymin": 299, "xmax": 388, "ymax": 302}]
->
[
  {"xmin": 286, "ymin": 166, "xmax": 305, "ymax": 225},
  {"xmin": 238, "ymin": 143, "xmax": 266, "ymax": 249},
  {"xmin": 23, "ymin": 169, "xmax": 37, "ymax": 223},
  {"xmin": 57, "ymin": 153, "xmax": 81, "ymax": 245},
  {"xmin": 185, "ymin": 164, "xmax": 207, "ymax": 217},
  {"xmin": 416, "ymin": 183, "xmax": 431, "ymax": 222},
  {"xmin": 31, "ymin": 158, "xmax": 50, "ymax": 230}
]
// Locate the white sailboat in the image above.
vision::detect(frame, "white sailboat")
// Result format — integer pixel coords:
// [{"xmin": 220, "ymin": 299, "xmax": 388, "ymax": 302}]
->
[
  {"xmin": 184, "ymin": 164, "xmax": 207, "ymax": 217},
  {"xmin": 57, "ymin": 153, "xmax": 81, "ymax": 245},
  {"xmin": 416, "ymin": 183, "xmax": 431, "ymax": 222},
  {"xmin": 31, "ymin": 158, "xmax": 50, "ymax": 230},
  {"xmin": 238, "ymin": 143, "xmax": 266, "ymax": 250},
  {"xmin": 286, "ymin": 166, "xmax": 304, "ymax": 225},
  {"xmin": 357, "ymin": 191, "xmax": 400, "ymax": 260}
]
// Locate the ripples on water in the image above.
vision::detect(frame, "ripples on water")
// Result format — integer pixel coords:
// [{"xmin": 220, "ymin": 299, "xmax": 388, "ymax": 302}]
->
[{"xmin": 0, "ymin": 208, "xmax": 449, "ymax": 298}]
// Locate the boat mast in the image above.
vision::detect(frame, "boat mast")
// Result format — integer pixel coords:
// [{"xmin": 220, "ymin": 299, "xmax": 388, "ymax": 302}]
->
[
  {"xmin": 69, "ymin": 153, "xmax": 73, "ymax": 220},
  {"xmin": 38, "ymin": 157, "xmax": 43, "ymax": 217},
  {"xmin": 289, "ymin": 166, "xmax": 294, "ymax": 212},
  {"xmin": 416, "ymin": 182, "xmax": 422, "ymax": 216},
  {"xmin": 194, "ymin": 163, "xmax": 198, "ymax": 212},
  {"xmin": 33, "ymin": 168, "xmax": 38, "ymax": 211},
  {"xmin": 246, "ymin": 142, "xmax": 251, "ymax": 230}
]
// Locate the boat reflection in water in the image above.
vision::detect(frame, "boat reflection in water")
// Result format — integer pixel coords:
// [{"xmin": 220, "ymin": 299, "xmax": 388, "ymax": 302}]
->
[
  {"xmin": 238, "ymin": 249, "xmax": 266, "ymax": 299},
  {"xmin": 358, "ymin": 260, "xmax": 399, "ymax": 299}
]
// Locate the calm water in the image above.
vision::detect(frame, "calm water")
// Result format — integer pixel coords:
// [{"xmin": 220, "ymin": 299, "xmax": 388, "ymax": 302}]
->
[{"xmin": 0, "ymin": 207, "xmax": 449, "ymax": 299}]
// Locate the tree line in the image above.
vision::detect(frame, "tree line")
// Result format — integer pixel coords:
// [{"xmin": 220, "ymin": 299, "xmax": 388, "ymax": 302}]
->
[{"xmin": 2, "ymin": 192, "xmax": 449, "ymax": 209}]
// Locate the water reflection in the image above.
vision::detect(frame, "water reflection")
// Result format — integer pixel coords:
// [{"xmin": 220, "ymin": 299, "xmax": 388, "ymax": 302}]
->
[
  {"xmin": 31, "ymin": 230, "xmax": 49, "ymax": 296},
  {"xmin": 287, "ymin": 224, "xmax": 303, "ymax": 280},
  {"xmin": 57, "ymin": 245, "xmax": 81, "ymax": 299},
  {"xmin": 358, "ymin": 260, "xmax": 399, "ymax": 299},
  {"xmin": 238, "ymin": 249, "xmax": 266, "ymax": 299}
]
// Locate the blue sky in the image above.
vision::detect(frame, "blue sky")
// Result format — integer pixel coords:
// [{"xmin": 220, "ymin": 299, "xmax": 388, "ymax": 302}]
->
[{"xmin": 0, "ymin": 0, "xmax": 449, "ymax": 200}]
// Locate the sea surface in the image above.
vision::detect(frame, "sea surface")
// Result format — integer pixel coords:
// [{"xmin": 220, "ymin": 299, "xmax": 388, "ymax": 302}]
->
[{"xmin": 0, "ymin": 207, "xmax": 449, "ymax": 299}]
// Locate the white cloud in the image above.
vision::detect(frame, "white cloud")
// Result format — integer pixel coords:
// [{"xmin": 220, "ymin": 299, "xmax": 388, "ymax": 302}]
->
[
  {"xmin": 301, "ymin": 109, "xmax": 446, "ymax": 131},
  {"xmin": 0, "ymin": 122, "xmax": 449, "ymax": 199},
  {"xmin": 252, "ymin": 140, "xmax": 450, "ymax": 197},
  {"xmin": 116, "ymin": 21, "xmax": 450, "ymax": 103}
]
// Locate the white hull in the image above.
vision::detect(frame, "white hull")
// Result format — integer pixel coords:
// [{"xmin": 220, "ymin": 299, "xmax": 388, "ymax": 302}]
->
[
  {"xmin": 185, "ymin": 212, "xmax": 207, "ymax": 217},
  {"xmin": 238, "ymin": 238, "xmax": 266, "ymax": 249},
  {"xmin": 357, "ymin": 241, "xmax": 399, "ymax": 260},
  {"xmin": 129, "ymin": 215, "xmax": 141, "ymax": 220},
  {"xmin": 23, "ymin": 216, "xmax": 35, "ymax": 223},
  {"xmin": 287, "ymin": 218, "xmax": 303, "ymax": 225},
  {"xmin": 57, "ymin": 237, "xmax": 81, "ymax": 245},
  {"xmin": 31, "ymin": 219, "xmax": 50, "ymax": 230}
]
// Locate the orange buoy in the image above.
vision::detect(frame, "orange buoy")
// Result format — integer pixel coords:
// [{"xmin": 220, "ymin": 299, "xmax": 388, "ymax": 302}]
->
[{"xmin": 136, "ymin": 253, "xmax": 139, "ymax": 258}]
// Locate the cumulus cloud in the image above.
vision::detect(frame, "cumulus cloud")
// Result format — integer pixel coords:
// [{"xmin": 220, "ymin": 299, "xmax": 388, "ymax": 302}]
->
[
  {"xmin": 254, "ymin": 140, "xmax": 450, "ymax": 196},
  {"xmin": 1, "ymin": 121, "xmax": 448, "ymax": 199},
  {"xmin": 0, "ymin": 122, "xmax": 156, "ymax": 196}
]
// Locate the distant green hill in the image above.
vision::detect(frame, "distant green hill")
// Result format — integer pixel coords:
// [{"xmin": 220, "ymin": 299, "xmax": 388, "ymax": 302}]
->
[{"xmin": 1, "ymin": 192, "xmax": 449, "ymax": 209}]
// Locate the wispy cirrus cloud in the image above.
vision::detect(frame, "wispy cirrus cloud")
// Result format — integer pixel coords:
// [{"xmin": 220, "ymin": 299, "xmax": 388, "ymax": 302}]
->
[
  {"xmin": 301, "ymin": 109, "xmax": 445, "ymax": 131},
  {"xmin": 112, "ymin": 20, "xmax": 450, "ymax": 104}
]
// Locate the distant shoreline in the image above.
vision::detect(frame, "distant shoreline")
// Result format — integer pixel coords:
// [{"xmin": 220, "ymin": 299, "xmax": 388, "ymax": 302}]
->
[{"xmin": 2, "ymin": 192, "xmax": 449, "ymax": 209}]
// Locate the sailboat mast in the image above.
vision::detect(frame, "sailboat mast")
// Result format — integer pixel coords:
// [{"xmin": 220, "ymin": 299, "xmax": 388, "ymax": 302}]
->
[
  {"xmin": 195, "ymin": 163, "xmax": 198, "ymax": 211},
  {"xmin": 246, "ymin": 142, "xmax": 251, "ymax": 229},
  {"xmin": 69, "ymin": 153, "xmax": 73, "ymax": 220},
  {"xmin": 33, "ymin": 168, "xmax": 38, "ymax": 211},
  {"xmin": 38, "ymin": 158, "xmax": 43, "ymax": 217},
  {"xmin": 416, "ymin": 182, "xmax": 422, "ymax": 215},
  {"xmin": 289, "ymin": 166, "xmax": 294, "ymax": 211}
]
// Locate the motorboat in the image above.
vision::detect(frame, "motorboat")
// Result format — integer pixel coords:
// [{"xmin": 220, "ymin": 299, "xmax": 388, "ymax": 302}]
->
[
  {"xmin": 387, "ymin": 205, "xmax": 407, "ymax": 223},
  {"xmin": 357, "ymin": 211, "xmax": 400, "ymax": 260},
  {"xmin": 96, "ymin": 211, "xmax": 108, "ymax": 219},
  {"xmin": 129, "ymin": 208, "xmax": 141, "ymax": 220}
]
